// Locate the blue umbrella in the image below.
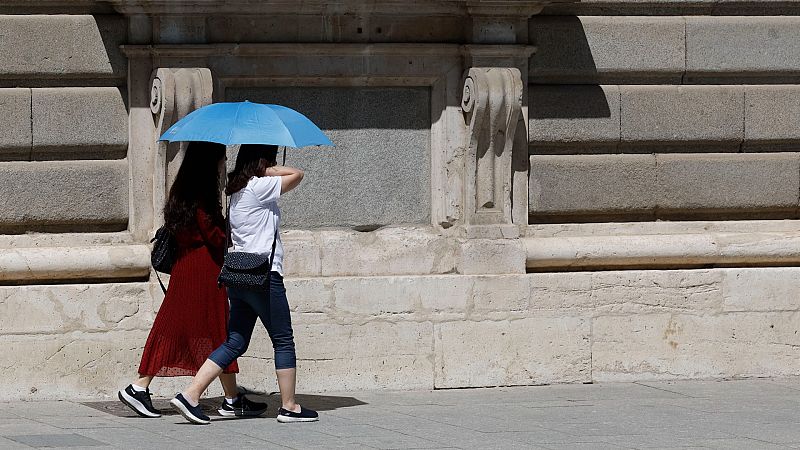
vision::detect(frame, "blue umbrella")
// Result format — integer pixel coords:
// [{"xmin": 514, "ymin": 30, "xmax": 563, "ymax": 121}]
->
[{"xmin": 158, "ymin": 101, "xmax": 333, "ymax": 147}]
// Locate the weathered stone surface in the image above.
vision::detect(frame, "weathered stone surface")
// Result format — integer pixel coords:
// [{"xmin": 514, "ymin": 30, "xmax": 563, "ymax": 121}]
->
[
  {"xmin": 744, "ymin": 86, "xmax": 800, "ymax": 146},
  {"xmin": 529, "ymin": 154, "xmax": 657, "ymax": 216},
  {"xmin": 226, "ymin": 86, "xmax": 431, "ymax": 229},
  {"xmin": 333, "ymin": 277, "xmax": 418, "ymax": 315},
  {"xmin": 655, "ymin": 153, "xmax": 800, "ymax": 212},
  {"xmin": 457, "ymin": 239, "xmax": 526, "ymax": 275},
  {"xmin": 529, "ymin": 16, "xmax": 685, "ymax": 83},
  {"xmin": 472, "ymin": 275, "xmax": 529, "ymax": 312},
  {"xmin": 317, "ymin": 227, "xmax": 457, "ymax": 276},
  {"xmin": 0, "ymin": 88, "xmax": 31, "ymax": 159},
  {"xmin": 529, "ymin": 85, "xmax": 620, "ymax": 148},
  {"xmin": 435, "ymin": 317, "xmax": 591, "ymax": 388},
  {"xmin": 723, "ymin": 268, "xmax": 800, "ymax": 312},
  {"xmin": 0, "ymin": 331, "xmax": 149, "ymax": 401},
  {"xmin": 529, "ymin": 270, "xmax": 723, "ymax": 314},
  {"xmin": 0, "ymin": 15, "xmax": 126, "ymax": 80},
  {"xmin": 32, "ymin": 87, "xmax": 128, "ymax": 159},
  {"xmin": 282, "ymin": 230, "xmax": 321, "ymax": 277},
  {"xmin": 242, "ymin": 320, "xmax": 435, "ymax": 391},
  {"xmin": 686, "ymin": 17, "xmax": 800, "ymax": 80},
  {"xmin": 593, "ymin": 312, "xmax": 800, "ymax": 381},
  {"xmin": 0, "ymin": 160, "xmax": 129, "ymax": 233},
  {"xmin": 620, "ymin": 86, "xmax": 744, "ymax": 148},
  {"xmin": 0, "ymin": 283, "xmax": 152, "ymax": 334},
  {"xmin": 286, "ymin": 278, "xmax": 333, "ymax": 314}
]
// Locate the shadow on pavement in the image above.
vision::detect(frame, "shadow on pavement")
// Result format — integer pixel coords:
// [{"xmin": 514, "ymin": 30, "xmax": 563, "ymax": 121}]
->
[{"xmin": 83, "ymin": 392, "xmax": 367, "ymax": 418}]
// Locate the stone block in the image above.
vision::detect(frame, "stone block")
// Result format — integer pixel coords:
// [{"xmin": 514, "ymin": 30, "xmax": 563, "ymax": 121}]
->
[
  {"xmin": 0, "ymin": 160, "xmax": 129, "ymax": 233},
  {"xmin": 282, "ymin": 230, "xmax": 321, "ymax": 277},
  {"xmin": 457, "ymin": 239, "xmax": 526, "ymax": 275},
  {"xmin": 529, "ymin": 154, "xmax": 657, "ymax": 217},
  {"xmin": 723, "ymin": 268, "xmax": 800, "ymax": 312},
  {"xmin": 286, "ymin": 278, "xmax": 333, "ymax": 313},
  {"xmin": 655, "ymin": 153, "xmax": 800, "ymax": 212},
  {"xmin": 0, "ymin": 283, "xmax": 153, "ymax": 334},
  {"xmin": 32, "ymin": 87, "xmax": 128, "ymax": 160},
  {"xmin": 620, "ymin": 86, "xmax": 744, "ymax": 148},
  {"xmin": 435, "ymin": 317, "xmax": 591, "ymax": 388},
  {"xmin": 529, "ymin": 85, "xmax": 620, "ymax": 147},
  {"xmin": 0, "ymin": 88, "xmax": 31, "ymax": 159},
  {"xmin": 592, "ymin": 312, "xmax": 800, "ymax": 381},
  {"xmin": 744, "ymin": 85, "xmax": 800, "ymax": 146},
  {"xmin": 530, "ymin": 272, "xmax": 594, "ymax": 310},
  {"xmin": 529, "ymin": 16, "xmax": 685, "ymax": 83},
  {"xmin": 318, "ymin": 227, "xmax": 457, "ymax": 276},
  {"xmin": 590, "ymin": 270, "xmax": 724, "ymax": 315},
  {"xmin": 242, "ymin": 320, "xmax": 435, "ymax": 391},
  {"xmin": 472, "ymin": 275, "xmax": 530, "ymax": 312},
  {"xmin": 686, "ymin": 17, "xmax": 800, "ymax": 80},
  {"xmin": 0, "ymin": 330, "xmax": 149, "ymax": 400},
  {"xmin": 226, "ymin": 86, "xmax": 431, "ymax": 229},
  {"xmin": 0, "ymin": 15, "xmax": 126, "ymax": 80},
  {"xmin": 333, "ymin": 276, "xmax": 418, "ymax": 315},
  {"xmin": 331, "ymin": 274, "xmax": 474, "ymax": 316}
]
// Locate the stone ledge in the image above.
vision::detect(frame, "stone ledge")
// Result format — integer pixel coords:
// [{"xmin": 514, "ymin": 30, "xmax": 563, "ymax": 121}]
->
[
  {"xmin": 525, "ymin": 233, "xmax": 800, "ymax": 270},
  {"xmin": 0, "ymin": 245, "xmax": 150, "ymax": 283}
]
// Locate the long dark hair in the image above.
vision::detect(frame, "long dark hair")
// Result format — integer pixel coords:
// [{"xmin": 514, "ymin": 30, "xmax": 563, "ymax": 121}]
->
[
  {"xmin": 164, "ymin": 141, "xmax": 226, "ymax": 233},
  {"xmin": 225, "ymin": 144, "xmax": 279, "ymax": 195}
]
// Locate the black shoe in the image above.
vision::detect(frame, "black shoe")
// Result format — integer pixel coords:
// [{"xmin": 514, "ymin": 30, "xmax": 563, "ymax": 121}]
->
[
  {"xmin": 170, "ymin": 393, "xmax": 211, "ymax": 425},
  {"xmin": 277, "ymin": 405, "xmax": 319, "ymax": 423},
  {"xmin": 218, "ymin": 394, "xmax": 268, "ymax": 417},
  {"xmin": 118, "ymin": 385, "xmax": 161, "ymax": 418}
]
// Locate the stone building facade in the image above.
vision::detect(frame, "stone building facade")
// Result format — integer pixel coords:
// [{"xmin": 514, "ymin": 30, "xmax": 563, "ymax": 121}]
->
[{"xmin": 1, "ymin": 0, "xmax": 799, "ymax": 400}]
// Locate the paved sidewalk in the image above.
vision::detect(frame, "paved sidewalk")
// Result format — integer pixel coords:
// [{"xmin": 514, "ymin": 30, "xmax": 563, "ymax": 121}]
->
[{"xmin": 1, "ymin": 379, "xmax": 800, "ymax": 449}]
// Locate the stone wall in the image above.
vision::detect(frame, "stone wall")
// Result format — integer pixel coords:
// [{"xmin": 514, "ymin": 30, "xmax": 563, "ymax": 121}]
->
[
  {"xmin": 528, "ymin": 14, "xmax": 800, "ymax": 222},
  {"xmin": 1, "ymin": 1, "xmax": 800, "ymax": 401},
  {"xmin": 0, "ymin": 15, "xmax": 129, "ymax": 233}
]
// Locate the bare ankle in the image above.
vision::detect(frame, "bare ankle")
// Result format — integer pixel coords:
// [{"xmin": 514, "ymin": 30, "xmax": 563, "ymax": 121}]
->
[{"xmin": 282, "ymin": 402, "xmax": 299, "ymax": 412}]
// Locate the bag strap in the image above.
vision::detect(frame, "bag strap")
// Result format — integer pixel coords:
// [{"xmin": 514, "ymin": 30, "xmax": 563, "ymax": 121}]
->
[{"xmin": 155, "ymin": 270, "xmax": 167, "ymax": 294}]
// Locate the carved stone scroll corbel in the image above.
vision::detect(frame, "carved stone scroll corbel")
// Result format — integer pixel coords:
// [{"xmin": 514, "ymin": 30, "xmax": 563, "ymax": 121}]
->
[
  {"xmin": 150, "ymin": 68, "xmax": 213, "ymax": 225},
  {"xmin": 461, "ymin": 67, "xmax": 523, "ymax": 227}
]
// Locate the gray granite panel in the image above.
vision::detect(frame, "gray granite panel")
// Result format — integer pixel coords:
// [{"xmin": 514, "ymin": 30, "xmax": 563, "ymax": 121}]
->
[{"xmin": 226, "ymin": 87, "xmax": 431, "ymax": 229}]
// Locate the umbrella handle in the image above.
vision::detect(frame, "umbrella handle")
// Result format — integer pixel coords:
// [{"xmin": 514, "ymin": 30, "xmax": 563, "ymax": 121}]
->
[{"xmin": 282, "ymin": 146, "xmax": 286, "ymax": 166}]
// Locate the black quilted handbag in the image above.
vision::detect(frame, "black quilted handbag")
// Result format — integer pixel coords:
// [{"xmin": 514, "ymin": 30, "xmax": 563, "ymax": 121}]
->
[{"xmin": 218, "ymin": 225, "xmax": 278, "ymax": 293}]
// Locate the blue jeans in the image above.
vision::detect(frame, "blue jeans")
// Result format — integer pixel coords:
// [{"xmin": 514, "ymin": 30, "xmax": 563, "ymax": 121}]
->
[{"xmin": 208, "ymin": 272, "xmax": 297, "ymax": 370}]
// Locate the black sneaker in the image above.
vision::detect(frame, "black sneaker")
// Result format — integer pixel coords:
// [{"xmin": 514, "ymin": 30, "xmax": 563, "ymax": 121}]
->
[
  {"xmin": 170, "ymin": 393, "xmax": 211, "ymax": 425},
  {"xmin": 277, "ymin": 406, "xmax": 319, "ymax": 423},
  {"xmin": 218, "ymin": 394, "xmax": 268, "ymax": 417},
  {"xmin": 118, "ymin": 384, "xmax": 161, "ymax": 418}
]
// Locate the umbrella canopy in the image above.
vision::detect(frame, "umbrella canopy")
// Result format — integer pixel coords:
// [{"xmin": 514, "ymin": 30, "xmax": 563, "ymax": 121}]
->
[{"xmin": 158, "ymin": 101, "xmax": 333, "ymax": 147}]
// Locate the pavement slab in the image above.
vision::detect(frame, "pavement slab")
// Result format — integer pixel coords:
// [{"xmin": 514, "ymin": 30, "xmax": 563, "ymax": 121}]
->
[{"xmin": 0, "ymin": 379, "xmax": 798, "ymax": 449}]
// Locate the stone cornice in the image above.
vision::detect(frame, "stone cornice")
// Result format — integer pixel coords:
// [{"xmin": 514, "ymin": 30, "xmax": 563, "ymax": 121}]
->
[{"xmin": 0, "ymin": 0, "xmax": 573, "ymax": 16}]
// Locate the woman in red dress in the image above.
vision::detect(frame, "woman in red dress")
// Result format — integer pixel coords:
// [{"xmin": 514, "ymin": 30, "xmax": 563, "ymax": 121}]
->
[{"xmin": 118, "ymin": 141, "xmax": 266, "ymax": 418}]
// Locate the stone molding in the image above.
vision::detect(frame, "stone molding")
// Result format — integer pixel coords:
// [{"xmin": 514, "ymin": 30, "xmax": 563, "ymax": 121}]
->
[
  {"xmin": 149, "ymin": 67, "xmax": 212, "ymax": 226},
  {"xmin": 461, "ymin": 67, "xmax": 524, "ymax": 228},
  {"xmin": 0, "ymin": 245, "xmax": 149, "ymax": 282},
  {"xmin": 102, "ymin": 0, "xmax": 568, "ymax": 16},
  {"xmin": 525, "ymin": 232, "xmax": 800, "ymax": 270}
]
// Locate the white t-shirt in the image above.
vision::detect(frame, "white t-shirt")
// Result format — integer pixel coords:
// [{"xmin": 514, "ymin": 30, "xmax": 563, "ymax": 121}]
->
[{"xmin": 229, "ymin": 176, "xmax": 284, "ymax": 275}]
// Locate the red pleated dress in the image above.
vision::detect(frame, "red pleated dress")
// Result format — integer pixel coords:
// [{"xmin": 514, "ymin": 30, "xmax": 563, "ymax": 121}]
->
[{"xmin": 138, "ymin": 208, "xmax": 239, "ymax": 377}]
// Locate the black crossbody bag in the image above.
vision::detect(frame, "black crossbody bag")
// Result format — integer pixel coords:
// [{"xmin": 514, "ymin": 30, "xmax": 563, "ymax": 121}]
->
[{"xmin": 217, "ymin": 201, "xmax": 278, "ymax": 293}]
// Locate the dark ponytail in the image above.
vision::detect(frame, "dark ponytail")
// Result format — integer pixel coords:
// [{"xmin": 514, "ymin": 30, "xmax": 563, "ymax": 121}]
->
[{"xmin": 225, "ymin": 144, "xmax": 279, "ymax": 195}]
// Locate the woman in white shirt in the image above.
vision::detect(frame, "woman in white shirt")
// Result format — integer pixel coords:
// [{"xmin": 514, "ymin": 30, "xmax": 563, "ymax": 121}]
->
[{"xmin": 170, "ymin": 144, "xmax": 318, "ymax": 425}]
